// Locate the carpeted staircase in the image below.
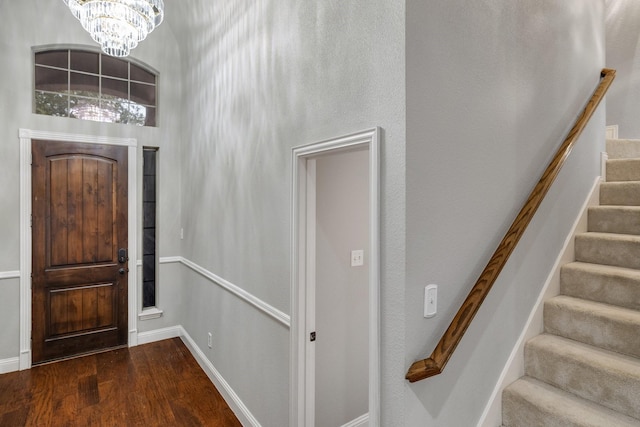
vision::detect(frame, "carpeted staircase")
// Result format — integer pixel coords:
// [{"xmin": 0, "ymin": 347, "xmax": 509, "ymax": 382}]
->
[{"xmin": 501, "ymin": 139, "xmax": 640, "ymax": 427}]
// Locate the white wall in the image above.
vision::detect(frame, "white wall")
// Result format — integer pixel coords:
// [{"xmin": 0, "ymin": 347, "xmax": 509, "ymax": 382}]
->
[
  {"xmin": 315, "ymin": 149, "xmax": 369, "ymax": 426},
  {"xmin": 605, "ymin": 0, "xmax": 640, "ymax": 138},
  {"xmin": 174, "ymin": 1, "xmax": 406, "ymax": 425},
  {"xmin": 405, "ymin": 1, "xmax": 605, "ymax": 426},
  {"xmin": 0, "ymin": 0, "xmax": 184, "ymax": 354}
]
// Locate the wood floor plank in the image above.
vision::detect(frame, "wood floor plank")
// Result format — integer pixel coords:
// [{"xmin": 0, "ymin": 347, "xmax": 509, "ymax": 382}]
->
[
  {"xmin": 0, "ymin": 407, "xmax": 29, "ymax": 427},
  {"xmin": 52, "ymin": 392, "xmax": 79, "ymax": 426},
  {"xmin": 0, "ymin": 372, "xmax": 33, "ymax": 415},
  {"xmin": 78, "ymin": 375, "xmax": 100, "ymax": 409},
  {"xmin": 0, "ymin": 338, "xmax": 241, "ymax": 426}
]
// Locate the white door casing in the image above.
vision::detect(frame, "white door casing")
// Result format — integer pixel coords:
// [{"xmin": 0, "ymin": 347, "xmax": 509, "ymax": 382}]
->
[
  {"xmin": 18, "ymin": 128, "xmax": 138, "ymax": 370},
  {"xmin": 290, "ymin": 128, "xmax": 380, "ymax": 427}
]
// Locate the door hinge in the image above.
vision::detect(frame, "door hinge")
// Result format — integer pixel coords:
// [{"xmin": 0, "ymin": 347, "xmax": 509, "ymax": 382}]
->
[
  {"xmin": 310, "ymin": 331, "xmax": 316, "ymax": 342},
  {"xmin": 30, "ymin": 214, "xmax": 32, "ymax": 227}
]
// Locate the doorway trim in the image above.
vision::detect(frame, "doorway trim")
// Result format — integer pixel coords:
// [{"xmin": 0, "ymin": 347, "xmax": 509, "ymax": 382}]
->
[
  {"xmin": 290, "ymin": 128, "xmax": 380, "ymax": 427},
  {"xmin": 18, "ymin": 128, "xmax": 138, "ymax": 370}
]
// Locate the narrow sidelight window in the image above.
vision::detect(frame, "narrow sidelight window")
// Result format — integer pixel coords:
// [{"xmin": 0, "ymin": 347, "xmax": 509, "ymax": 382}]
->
[{"xmin": 142, "ymin": 148, "xmax": 158, "ymax": 308}]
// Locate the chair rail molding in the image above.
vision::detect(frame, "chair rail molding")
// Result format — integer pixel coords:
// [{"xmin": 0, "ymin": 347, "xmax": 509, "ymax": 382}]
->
[
  {"xmin": 178, "ymin": 256, "xmax": 290, "ymax": 328},
  {"xmin": 0, "ymin": 271, "xmax": 20, "ymax": 280}
]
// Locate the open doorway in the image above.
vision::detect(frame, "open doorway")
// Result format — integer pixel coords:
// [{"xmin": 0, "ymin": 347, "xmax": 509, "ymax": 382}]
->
[{"xmin": 291, "ymin": 128, "xmax": 380, "ymax": 427}]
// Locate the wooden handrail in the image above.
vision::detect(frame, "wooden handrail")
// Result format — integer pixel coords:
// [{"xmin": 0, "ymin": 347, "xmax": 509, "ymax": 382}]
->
[{"xmin": 406, "ymin": 68, "xmax": 616, "ymax": 383}]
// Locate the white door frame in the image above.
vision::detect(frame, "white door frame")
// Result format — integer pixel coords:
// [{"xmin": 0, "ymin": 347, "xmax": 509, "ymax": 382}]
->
[
  {"xmin": 290, "ymin": 128, "xmax": 380, "ymax": 427},
  {"xmin": 18, "ymin": 128, "xmax": 138, "ymax": 370}
]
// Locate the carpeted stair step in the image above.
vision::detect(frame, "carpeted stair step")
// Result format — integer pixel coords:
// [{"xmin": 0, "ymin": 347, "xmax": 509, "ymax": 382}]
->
[
  {"xmin": 600, "ymin": 181, "xmax": 640, "ymax": 205},
  {"xmin": 575, "ymin": 232, "xmax": 640, "ymax": 269},
  {"xmin": 560, "ymin": 262, "xmax": 640, "ymax": 311},
  {"xmin": 606, "ymin": 138, "xmax": 640, "ymax": 160},
  {"xmin": 607, "ymin": 158, "xmax": 640, "ymax": 182},
  {"xmin": 502, "ymin": 376, "xmax": 640, "ymax": 427},
  {"xmin": 587, "ymin": 206, "xmax": 640, "ymax": 235},
  {"xmin": 501, "ymin": 138, "xmax": 640, "ymax": 425},
  {"xmin": 524, "ymin": 334, "xmax": 640, "ymax": 420},
  {"xmin": 544, "ymin": 296, "xmax": 640, "ymax": 358}
]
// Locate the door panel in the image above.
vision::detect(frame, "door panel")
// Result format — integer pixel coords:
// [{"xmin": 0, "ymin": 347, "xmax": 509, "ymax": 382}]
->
[
  {"xmin": 49, "ymin": 283, "xmax": 116, "ymax": 335},
  {"xmin": 32, "ymin": 140, "xmax": 128, "ymax": 364},
  {"xmin": 49, "ymin": 157, "xmax": 116, "ymax": 266}
]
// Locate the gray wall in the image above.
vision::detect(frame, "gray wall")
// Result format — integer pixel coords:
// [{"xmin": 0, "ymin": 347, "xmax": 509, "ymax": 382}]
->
[
  {"xmin": 0, "ymin": 0, "xmax": 184, "ymax": 354},
  {"xmin": 0, "ymin": 278, "xmax": 20, "ymax": 360},
  {"xmin": 0, "ymin": 1, "xmax": 612, "ymax": 426},
  {"xmin": 405, "ymin": 1, "xmax": 605, "ymax": 425},
  {"xmin": 315, "ymin": 149, "xmax": 369, "ymax": 426},
  {"xmin": 605, "ymin": 0, "xmax": 640, "ymax": 138},
  {"xmin": 174, "ymin": 1, "xmax": 406, "ymax": 426}
]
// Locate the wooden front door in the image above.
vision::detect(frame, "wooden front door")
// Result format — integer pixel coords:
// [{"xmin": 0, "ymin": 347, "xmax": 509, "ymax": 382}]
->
[{"xmin": 31, "ymin": 140, "xmax": 129, "ymax": 364}]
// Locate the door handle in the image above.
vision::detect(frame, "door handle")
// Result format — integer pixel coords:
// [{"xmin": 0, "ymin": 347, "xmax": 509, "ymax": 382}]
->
[
  {"xmin": 118, "ymin": 268, "xmax": 129, "ymax": 275},
  {"xmin": 118, "ymin": 248, "xmax": 128, "ymax": 264}
]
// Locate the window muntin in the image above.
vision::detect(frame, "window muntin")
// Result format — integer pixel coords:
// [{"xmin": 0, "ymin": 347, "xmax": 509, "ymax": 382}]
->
[{"xmin": 34, "ymin": 49, "xmax": 157, "ymax": 127}]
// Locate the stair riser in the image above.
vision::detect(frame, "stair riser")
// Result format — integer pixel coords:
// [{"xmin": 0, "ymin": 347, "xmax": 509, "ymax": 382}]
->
[
  {"xmin": 560, "ymin": 265, "xmax": 640, "ymax": 311},
  {"xmin": 503, "ymin": 378, "xmax": 640, "ymax": 427},
  {"xmin": 606, "ymin": 159, "xmax": 640, "ymax": 181},
  {"xmin": 502, "ymin": 391, "xmax": 581, "ymax": 427},
  {"xmin": 575, "ymin": 235, "xmax": 640, "ymax": 270},
  {"xmin": 525, "ymin": 342, "xmax": 640, "ymax": 419},
  {"xmin": 600, "ymin": 182, "xmax": 640, "ymax": 206},
  {"xmin": 606, "ymin": 139, "xmax": 640, "ymax": 159},
  {"xmin": 587, "ymin": 207, "xmax": 640, "ymax": 235},
  {"xmin": 544, "ymin": 302, "xmax": 640, "ymax": 358}
]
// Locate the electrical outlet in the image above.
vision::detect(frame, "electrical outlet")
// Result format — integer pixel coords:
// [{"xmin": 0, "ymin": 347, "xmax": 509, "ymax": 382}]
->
[{"xmin": 207, "ymin": 332, "xmax": 212, "ymax": 348}]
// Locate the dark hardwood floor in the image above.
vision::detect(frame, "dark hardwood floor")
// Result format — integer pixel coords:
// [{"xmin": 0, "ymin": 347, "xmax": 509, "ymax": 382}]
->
[{"xmin": 0, "ymin": 338, "xmax": 241, "ymax": 426}]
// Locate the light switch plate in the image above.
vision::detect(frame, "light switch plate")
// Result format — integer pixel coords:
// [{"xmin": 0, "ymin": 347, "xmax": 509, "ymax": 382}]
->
[
  {"xmin": 351, "ymin": 249, "xmax": 364, "ymax": 267},
  {"xmin": 424, "ymin": 284, "xmax": 437, "ymax": 318}
]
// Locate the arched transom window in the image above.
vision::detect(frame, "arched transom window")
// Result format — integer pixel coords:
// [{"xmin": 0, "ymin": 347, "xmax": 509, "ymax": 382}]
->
[{"xmin": 34, "ymin": 48, "xmax": 157, "ymax": 127}]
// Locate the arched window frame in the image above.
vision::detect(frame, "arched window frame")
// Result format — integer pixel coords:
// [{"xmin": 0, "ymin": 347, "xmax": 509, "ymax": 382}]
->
[{"xmin": 33, "ymin": 45, "xmax": 159, "ymax": 127}]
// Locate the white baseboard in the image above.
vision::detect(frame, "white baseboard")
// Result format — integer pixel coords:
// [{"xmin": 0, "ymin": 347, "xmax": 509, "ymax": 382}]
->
[
  {"xmin": 179, "ymin": 327, "xmax": 261, "ymax": 427},
  {"xmin": 19, "ymin": 350, "xmax": 30, "ymax": 371},
  {"xmin": 0, "ymin": 357, "xmax": 20, "ymax": 374},
  {"xmin": 341, "ymin": 413, "xmax": 369, "ymax": 427},
  {"xmin": 477, "ymin": 175, "xmax": 601, "ymax": 427},
  {"xmin": 137, "ymin": 325, "xmax": 182, "ymax": 345}
]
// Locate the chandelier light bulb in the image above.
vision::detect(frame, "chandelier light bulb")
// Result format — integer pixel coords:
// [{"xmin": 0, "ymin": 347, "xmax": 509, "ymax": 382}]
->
[{"xmin": 62, "ymin": 0, "xmax": 164, "ymax": 57}]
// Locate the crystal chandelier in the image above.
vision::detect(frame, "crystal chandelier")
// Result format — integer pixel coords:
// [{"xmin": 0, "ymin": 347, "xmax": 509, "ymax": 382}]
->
[{"xmin": 62, "ymin": 0, "xmax": 164, "ymax": 57}]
